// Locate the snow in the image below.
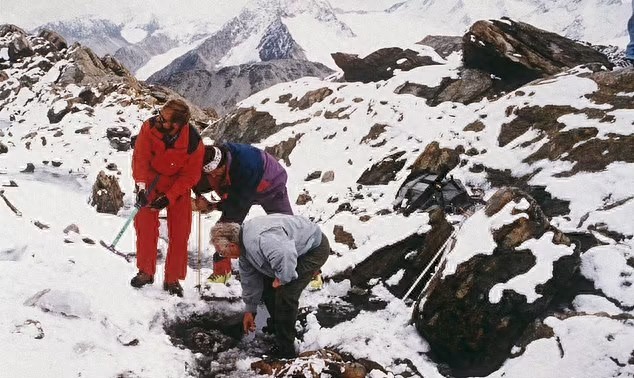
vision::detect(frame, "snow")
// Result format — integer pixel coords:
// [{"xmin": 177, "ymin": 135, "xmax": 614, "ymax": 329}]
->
[
  {"xmin": 120, "ymin": 27, "xmax": 147, "ymax": 44},
  {"xmin": 442, "ymin": 199, "xmax": 530, "ymax": 278},
  {"xmin": 581, "ymin": 244, "xmax": 634, "ymax": 307},
  {"xmin": 135, "ymin": 37, "xmax": 208, "ymax": 80},
  {"xmin": 489, "ymin": 231, "xmax": 575, "ymax": 304}
]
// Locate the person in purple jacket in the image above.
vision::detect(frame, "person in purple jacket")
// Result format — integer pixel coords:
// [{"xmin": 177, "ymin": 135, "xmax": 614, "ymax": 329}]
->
[{"xmin": 193, "ymin": 142, "xmax": 297, "ymax": 283}]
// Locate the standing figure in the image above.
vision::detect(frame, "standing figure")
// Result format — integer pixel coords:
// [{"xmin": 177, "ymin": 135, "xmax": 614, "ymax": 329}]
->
[
  {"xmin": 192, "ymin": 143, "xmax": 294, "ymax": 283},
  {"xmin": 210, "ymin": 214, "xmax": 330, "ymax": 359},
  {"xmin": 130, "ymin": 99, "xmax": 204, "ymax": 297}
]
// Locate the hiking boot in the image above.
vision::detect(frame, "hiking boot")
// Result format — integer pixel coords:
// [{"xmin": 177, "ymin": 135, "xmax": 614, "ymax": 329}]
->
[
  {"xmin": 207, "ymin": 272, "xmax": 232, "ymax": 284},
  {"xmin": 130, "ymin": 271, "xmax": 154, "ymax": 288},
  {"xmin": 163, "ymin": 281, "xmax": 183, "ymax": 297},
  {"xmin": 309, "ymin": 273, "xmax": 323, "ymax": 290}
]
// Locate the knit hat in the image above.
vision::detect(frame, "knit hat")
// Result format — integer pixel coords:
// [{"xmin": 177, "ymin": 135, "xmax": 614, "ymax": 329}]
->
[{"xmin": 203, "ymin": 145, "xmax": 226, "ymax": 172}]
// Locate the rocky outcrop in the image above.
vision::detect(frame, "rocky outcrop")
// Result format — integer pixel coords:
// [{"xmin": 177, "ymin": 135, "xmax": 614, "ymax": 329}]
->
[
  {"xmin": 463, "ymin": 18, "xmax": 613, "ymax": 86},
  {"xmin": 264, "ymin": 133, "xmax": 304, "ymax": 166},
  {"xmin": 202, "ymin": 107, "xmax": 309, "ymax": 144},
  {"xmin": 154, "ymin": 60, "xmax": 334, "ymax": 115},
  {"xmin": 37, "ymin": 29, "xmax": 67, "ymax": 51},
  {"xmin": 90, "ymin": 171, "xmax": 124, "ymax": 214},
  {"xmin": 57, "ymin": 44, "xmax": 138, "ymax": 87},
  {"xmin": 417, "ymin": 35, "xmax": 462, "ymax": 58},
  {"xmin": 332, "ymin": 47, "xmax": 442, "ymax": 83},
  {"xmin": 333, "ymin": 208, "xmax": 452, "ymax": 299},
  {"xmin": 413, "ymin": 187, "xmax": 579, "ymax": 376}
]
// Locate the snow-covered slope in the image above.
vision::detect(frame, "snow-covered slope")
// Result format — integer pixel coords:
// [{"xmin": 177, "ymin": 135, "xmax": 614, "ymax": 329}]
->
[{"xmin": 1, "ymin": 15, "xmax": 633, "ymax": 378}]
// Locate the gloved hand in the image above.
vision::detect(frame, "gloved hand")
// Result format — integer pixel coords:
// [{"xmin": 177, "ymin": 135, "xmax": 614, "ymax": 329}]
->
[
  {"xmin": 136, "ymin": 189, "xmax": 149, "ymax": 208},
  {"xmin": 149, "ymin": 195, "xmax": 169, "ymax": 210},
  {"xmin": 193, "ymin": 196, "xmax": 217, "ymax": 213}
]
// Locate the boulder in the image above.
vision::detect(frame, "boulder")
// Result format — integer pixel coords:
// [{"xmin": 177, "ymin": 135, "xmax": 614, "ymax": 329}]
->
[
  {"xmin": 37, "ymin": 29, "xmax": 67, "ymax": 51},
  {"xmin": 90, "ymin": 171, "xmax": 124, "ymax": 215},
  {"xmin": 332, "ymin": 47, "xmax": 442, "ymax": 83},
  {"xmin": 409, "ymin": 141, "xmax": 460, "ymax": 176},
  {"xmin": 417, "ymin": 35, "xmax": 463, "ymax": 58},
  {"xmin": 7, "ymin": 33, "xmax": 34, "ymax": 62},
  {"xmin": 264, "ymin": 133, "xmax": 303, "ymax": 166},
  {"xmin": 463, "ymin": 18, "xmax": 613, "ymax": 86},
  {"xmin": 413, "ymin": 187, "xmax": 579, "ymax": 376},
  {"xmin": 357, "ymin": 151, "xmax": 406, "ymax": 185}
]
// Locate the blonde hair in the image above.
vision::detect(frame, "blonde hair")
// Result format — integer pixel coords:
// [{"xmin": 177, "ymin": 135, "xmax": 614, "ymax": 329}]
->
[
  {"xmin": 210, "ymin": 222, "xmax": 241, "ymax": 251},
  {"xmin": 162, "ymin": 99, "xmax": 191, "ymax": 125}
]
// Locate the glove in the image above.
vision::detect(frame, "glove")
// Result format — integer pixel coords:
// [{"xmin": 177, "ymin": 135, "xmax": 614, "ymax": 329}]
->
[
  {"xmin": 193, "ymin": 196, "xmax": 217, "ymax": 213},
  {"xmin": 135, "ymin": 189, "xmax": 149, "ymax": 208},
  {"xmin": 149, "ymin": 195, "xmax": 169, "ymax": 210}
]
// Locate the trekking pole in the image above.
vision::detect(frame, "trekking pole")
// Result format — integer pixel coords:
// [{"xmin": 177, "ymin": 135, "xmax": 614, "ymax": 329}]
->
[
  {"xmin": 100, "ymin": 175, "xmax": 160, "ymax": 261},
  {"xmin": 197, "ymin": 210, "xmax": 202, "ymax": 294}
]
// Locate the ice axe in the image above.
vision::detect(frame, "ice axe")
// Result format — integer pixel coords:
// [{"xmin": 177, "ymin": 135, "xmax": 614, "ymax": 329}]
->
[{"xmin": 100, "ymin": 175, "xmax": 160, "ymax": 261}]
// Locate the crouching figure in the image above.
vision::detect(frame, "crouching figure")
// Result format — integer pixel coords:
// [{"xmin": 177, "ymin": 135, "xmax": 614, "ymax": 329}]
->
[{"xmin": 210, "ymin": 214, "xmax": 330, "ymax": 359}]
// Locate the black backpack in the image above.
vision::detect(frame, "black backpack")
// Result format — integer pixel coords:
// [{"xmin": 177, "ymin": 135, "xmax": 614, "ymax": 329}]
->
[{"xmin": 392, "ymin": 168, "xmax": 474, "ymax": 216}]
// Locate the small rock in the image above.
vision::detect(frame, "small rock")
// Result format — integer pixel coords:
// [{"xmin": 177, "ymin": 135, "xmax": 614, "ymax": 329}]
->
[
  {"xmin": 75, "ymin": 126, "xmax": 92, "ymax": 134},
  {"xmin": 53, "ymin": 130, "xmax": 63, "ymax": 137},
  {"xmin": 51, "ymin": 161, "xmax": 62, "ymax": 167},
  {"xmin": 106, "ymin": 163, "xmax": 118, "ymax": 171},
  {"xmin": 305, "ymin": 171, "xmax": 322, "ymax": 181},
  {"xmin": 321, "ymin": 171, "xmax": 335, "ymax": 183},
  {"xmin": 21, "ymin": 163, "xmax": 35, "ymax": 173},
  {"xmin": 0, "ymin": 142, "xmax": 8, "ymax": 154},
  {"xmin": 63, "ymin": 224, "xmax": 80, "ymax": 234},
  {"xmin": 296, "ymin": 193, "xmax": 313, "ymax": 205},
  {"xmin": 82, "ymin": 238, "xmax": 95, "ymax": 245}
]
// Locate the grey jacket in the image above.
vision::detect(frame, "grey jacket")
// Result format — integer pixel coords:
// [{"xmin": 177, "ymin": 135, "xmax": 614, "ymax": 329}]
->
[{"xmin": 239, "ymin": 214, "xmax": 323, "ymax": 313}]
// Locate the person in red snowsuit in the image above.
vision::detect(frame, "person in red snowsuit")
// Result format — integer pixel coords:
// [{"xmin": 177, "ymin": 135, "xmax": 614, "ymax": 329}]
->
[{"xmin": 130, "ymin": 99, "xmax": 204, "ymax": 297}]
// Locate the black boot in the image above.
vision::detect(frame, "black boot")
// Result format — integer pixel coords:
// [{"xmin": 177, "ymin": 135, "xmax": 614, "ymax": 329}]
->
[
  {"xmin": 163, "ymin": 281, "xmax": 183, "ymax": 297},
  {"xmin": 268, "ymin": 342, "xmax": 297, "ymax": 359},
  {"xmin": 130, "ymin": 271, "xmax": 154, "ymax": 288}
]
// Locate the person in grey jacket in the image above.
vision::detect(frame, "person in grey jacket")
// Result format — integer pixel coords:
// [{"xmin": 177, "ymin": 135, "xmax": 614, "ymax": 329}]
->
[{"xmin": 210, "ymin": 214, "xmax": 330, "ymax": 359}]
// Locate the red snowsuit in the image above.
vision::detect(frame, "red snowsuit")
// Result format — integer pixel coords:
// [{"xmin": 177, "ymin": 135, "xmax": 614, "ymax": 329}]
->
[{"xmin": 132, "ymin": 118, "xmax": 204, "ymax": 283}]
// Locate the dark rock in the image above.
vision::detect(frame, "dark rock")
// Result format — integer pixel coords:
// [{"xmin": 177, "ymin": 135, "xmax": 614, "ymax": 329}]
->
[
  {"xmin": 264, "ymin": 133, "xmax": 303, "ymax": 166},
  {"xmin": 0, "ymin": 142, "xmax": 7, "ymax": 154},
  {"xmin": 360, "ymin": 124, "xmax": 388, "ymax": 144},
  {"xmin": 395, "ymin": 69, "xmax": 500, "ymax": 106},
  {"xmin": 53, "ymin": 130, "xmax": 63, "ymax": 137},
  {"xmin": 63, "ymin": 224, "xmax": 80, "ymax": 234},
  {"xmin": 409, "ymin": 141, "xmax": 460, "ymax": 176},
  {"xmin": 21, "ymin": 163, "xmax": 35, "ymax": 173},
  {"xmin": 289, "ymin": 87, "xmax": 334, "ymax": 110},
  {"xmin": 75, "ymin": 126, "xmax": 92, "ymax": 134},
  {"xmin": 0, "ymin": 70, "xmax": 8, "ymax": 82},
  {"xmin": 463, "ymin": 18, "xmax": 612, "ymax": 87},
  {"xmin": 464, "ymin": 120, "xmax": 485, "ymax": 132},
  {"xmin": 7, "ymin": 32, "xmax": 34, "ymax": 62},
  {"xmin": 417, "ymin": 35, "xmax": 463, "ymax": 58},
  {"xmin": 90, "ymin": 170, "xmax": 124, "ymax": 214},
  {"xmin": 47, "ymin": 101, "xmax": 71, "ymax": 124},
  {"xmin": 37, "ymin": 29, "xmax": 67, "ymax": 51},
  {"xmin": 332, "ymin": 47, "xmax": 441, "ymax": 83},
  {"xmin": 202, "ymin": 107, "xmax": 309, "ymax": 144},
  {"xmin": 357, "ymin": 151, "xmax": 406, "ymax": 185},
  {"xmin": 333, "ymin": 225, "xmax": 356, "ymax": 249},
  {"xmin": 106, "ymin": 163, "xmax": 118, "ymax": 171},
  {"xmin": 82, "ymin": 238, "xmax": 95, "ymax": 245},
  {"xmin": 334, "ymin": 208, "xmax": 452, "ymax": 299},
  {"xmin": 296, "ymin": 193, "xmax": 312, "ymax": 205},
  {"xmin": 305, "ymin": 171, "xmax": 322, "ymax": 181},
  {"xmin": 413, "ymin": 187, "xmax": 579, "ymax": 376},
  {"xmin": 51, "ymin": 161, "xmax": 62, "ymax": 167},
  {"xmin": 77, "ymin": 88, "xmax": 100, "ymax": 106},
  {"xmin": 106, "ymin": 126, "xmax": 132, "ymax": 139},
  {"xmin": 321, "ymin": 171, "xmax": 335, "ymax": 183}
]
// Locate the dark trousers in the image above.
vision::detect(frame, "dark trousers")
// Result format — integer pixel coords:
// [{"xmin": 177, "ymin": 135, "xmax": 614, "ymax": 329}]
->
[{"xmin": 261, "ymin": 233, "xmax": 330, "ymax": 351}]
